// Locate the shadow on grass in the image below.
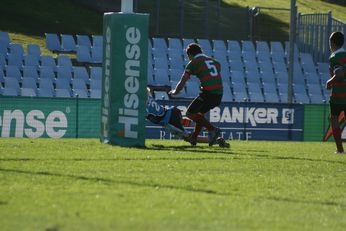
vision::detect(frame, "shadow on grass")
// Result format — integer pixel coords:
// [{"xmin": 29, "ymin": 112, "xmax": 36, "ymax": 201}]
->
[{"xmin": 1, "ymin": 167, "xmax": 346, "ymax": 208}]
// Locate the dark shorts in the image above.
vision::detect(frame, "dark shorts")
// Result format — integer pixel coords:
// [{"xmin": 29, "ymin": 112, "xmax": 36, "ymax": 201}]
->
[
  {"xmin": 187, "ymin": 91, "xmax": 222, "ymax": 114},
  {"xmin": 330, "ymin": 103, "xmax": 346, "ymax": 116}
]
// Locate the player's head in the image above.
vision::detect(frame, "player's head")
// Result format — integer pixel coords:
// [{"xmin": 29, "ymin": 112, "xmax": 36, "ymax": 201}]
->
[
  {"xmin": 186, "ymin": 43, "xmax": 202, "ymax": 60},
  {"xmin": 330, "ymin": 31, "xmax": 344, "ymax": 51}
]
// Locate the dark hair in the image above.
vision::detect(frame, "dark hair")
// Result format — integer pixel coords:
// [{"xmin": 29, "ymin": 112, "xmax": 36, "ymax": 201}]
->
[
  {"xmin": 330, "ymin": 31, "xmax": 344, "ymax": 47},
  {"xmin": 186, "ymin": 43, "xmax": 202, "ymax": 57}
]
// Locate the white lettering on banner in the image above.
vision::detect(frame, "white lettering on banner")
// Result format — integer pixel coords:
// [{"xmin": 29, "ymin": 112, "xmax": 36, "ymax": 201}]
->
[
  {"xmin": 210, "ymin": 106, "xmax": 292, "ymax": 126},
  {"xmin": 0, "ymin": 110, "xmax": 67, "ymax": 138},
  {"xmin": 118, "ymin": 26, "xmax": 141, "ymax": 139},
  {"xmin": 101, "ymin": 26, "xmax": 111, "ymax": 139}
]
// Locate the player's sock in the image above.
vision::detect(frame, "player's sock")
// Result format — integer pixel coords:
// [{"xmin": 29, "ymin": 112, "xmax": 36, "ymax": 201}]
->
[
  {"xmin": 193, "ymin": 113, "xmax": 214, "ymax": 131},
  {"xmin": 332, "ymin": 128, "xmax": 344, "ymax": 152}
]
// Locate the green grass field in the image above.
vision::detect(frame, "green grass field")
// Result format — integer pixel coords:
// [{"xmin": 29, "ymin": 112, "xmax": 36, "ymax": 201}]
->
[{"xmin": 1, "ymin": 138, "xmax": 345, "ymax": 231}]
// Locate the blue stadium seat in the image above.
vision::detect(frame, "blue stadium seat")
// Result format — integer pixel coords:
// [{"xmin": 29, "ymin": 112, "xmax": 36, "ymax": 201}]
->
[
  {"xmin": 185, "ymin": 81, "xmax": 200, "ymax": 98},
  {"xmin": 61, "ymin": 34, "xmax": 76, "ymax": 52},
  {"xmin": 38, "ymin": 87, "xmax": 54, "ymax": 97},
  {"xmin": 212, "ymin": 39, "xmax": 226, "ymax": 52},
  {"xmin": 256, "ymin": 41, "xmax": 270, "ymax": 53},
  {"xmin": 0, "ymin": 42, "xmax": 8, "ymax": 56},
  {"xmin": 21, "ymin": 88, "xmax": 37, "ymax": 97},
  {"xmin": 55, "ymin": 78, "xmax": 71, "ymax": 90},
  {"xmin": 197, "ymin": 39, "xmax": 212, "ymax": 53},
  {"xmin": 260, "ymin": 70, "xmax": 276, "ymax": 84},
  {"xmin": 293, "ymin": 84, "xmax": 307, "ymax": 94},
  {"xmin": 228, "ymin": 50, "xmax": 242, "ymax": 61},
  {"xmin": 294, "ymin": 92, "xmax": 310, "ymax": 104},
  {"xmin": 56, "ymin": 66, "xmax": 72, "ymax": 81},
  {"xmin": 213, "ymin": 50, "xmax": 228, "ymax": 63},
  {"xmin": 309, "ymin": 93, "xmax": 325, "ymax": 104},
  {"xmin": 264, "ymin": 92, "xmax": 280, "ymax": 103},
  {"xmin": 2, "ymin": 87, "xmax": 18, "ymax": 96},
  {"xmin": 317, "ymin": 62, "xmax": 329, "ymax": 74},
  {"xmin": 72, "ymin": 78, "xmax": 87, "ymax": 90},
  {"xmin": 41, "ymin": 55, "xmax": 57, "ymax": 71},
  {"xmin": 244, "ymin": 61, "xmax": 259, "ymax": 72},
  {"xmin": 273, "ymin": 62, "xmax": 287, "ymax": 73},
  {"xmin": 9, "ymin": 43, "xmax": 24, "ymax": 57},
  {"xmin": 230, "ymin": 70, "xmax": 246, "ymax": 86},
  {"xmin": 277, "ymin": 83, "xmax": 288, "ymax": 95},
  {"xmin": 168, "ymin": 55, "xmax": 184, "ymax": 70},
  {"xmin": 307, "ymin": 83, "xmax": 322, "ymax": 95},
  {"xmin": 275, "ymin": 71, "xmax": 288, "ymax": 85},
  {"xmin": 170, "ymin": 81, "xmax": 187, "ymax": 98},
  {"xmin": 246, "ymin": 70, "xmax": 261, "ymax": 84},
  {"xmin": 154, "ymin": 57, "xmax": 168, "ymax": 70},
  {"xmin": 249, "ymin": 91, "xmax": 265, "ymax": 102},
  {"xmin": 305, "ymin": 73, "xmax": 321, "ymax": 85},
  {"xmin": 73, "ymin": 66, "xmax": 90, "ymax": 84},
  {"xmin": 258, "ymin": 62, "xmax": 273, "ymax": 73},
  {"xmin": 169, "ymin": 68, "xmax": 183, "ymax": 82},
  {"xmin": 241, "ymin": 40, "xmax": 256, "ymax": 53},
  {"xmin": 92, "ymin": 35, "xmax": 103, "ymax": 47},
  {"xmin": 57, "ymin": 55, "xmax": 73, "ymax": 71},
  {"xmin": 22, "ymin": 77, "xmax": 37, "ymax": 90},
  {"xmin": 154, "ymin": 68, "xmax": 170, "ymax": 86},
  {"xmin": 182, "ymin": 38, "xmax": 195, "ymax": 49},
  {"xmin": 0, "ymin": 31, "xmax": 10, "ymax": 45},
  {"xmin": 257, "ymin": 51, "xmax": 271, "ymax": 63},
  {"xmin": 89, "ymin": 89, "xmax": 101, "ymax": 99},
  {"xmin": 45, "ymin": 33, "xmax": 62, "ymax": 52},
  {"xmin": 262, "ymin": 82, "xmax": 278, "ymax": 94},
  {"xmin": 90, "ymin": 66, "xmax": 102, "ymax": 80},
  {"xmin": 76, "ymin": 45, "xmax": 92, "ymax": 63},
  {"xmin": 90, "ymin": 79, "xmax": 101, "ymax": 90},
  {"xmin": 247, "ymin": 82, "xmax": 262, "ymax": 93},
  {"xmin": 227, "ymin": 40, "xmax": 241, "ymax": 53},
  {"xmin": 0, "ymin": 53, "xmax": 6, "ymax": 66},
  {"xmin": 27, "ymin": 44, "xmax": 41, "ymax": 57},
  {"xmin": 55, "ymin": 88, "xmax": 71, "ymax": 98},
  {"xmin": 152, "ymin": 37, "xmax": 168, "ymax": 50},
  {"xmin": 0, "ymin": 66, "xmax": 4, "ymax": 85},
  {"xmin": 5, "ymin": 65, "xmax": 22, "ymax": 82},
  {"xmin": 229, "ymin": 60, "xmax": 244, "ymax": 72},
  {"xmin": 233, "ymin": 90, "xmax": 248, "ymax": 102},
  {"xmin": 242, "ymin": 51, "xmax": 257, "ymax": 63},
  {"xmin": 72, "ymin": 88, "xmax": 89, "ymax": 98},
  {"xmin": 39, "ymin": 66, "xmax": 56, "ymax": 80},
  {"xmin": 7, "ymin": 54, "xmax": 23, "ymax": 70},
  {"xmin": 271, "ymin": 52, "xmax": 286, "ymax": 63},
  {"xmin": 167, "ymin": 49, "xmax": 183, "ymax": 59},
  {"xmin": 270, "ymin": 41, "xmax": 284, "ymax": 54},
  {"xmin": 38, "ymin": 78, "xmax": 54, "ymax": 93},
  {"xmin": 91, "ymin": 46, "xmax": 102, "ymax": 63},
  {"xmin": 4, "ymin": 77, "xmax": 20, "ymax": 94},
  {"xmin": 76, "ymin": 35, "xmax": 91, "ymax": 48},
  {"xmin": 24, "ymin": 55, "xmax": 40, "ymax": 69},
  {"xmin": 168, "ymin": 38, "xmax": 182, "ymax": 51}
]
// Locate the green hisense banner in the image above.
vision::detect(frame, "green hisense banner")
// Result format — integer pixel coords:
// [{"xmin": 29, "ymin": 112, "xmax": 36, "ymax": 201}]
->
[
  {"xmin": 0, "ymin": 96, "xmax": 100, "ymax": 138},
  {"xmin": 101, "ymin": 12, "xmax": 148, "ymax": 147}
]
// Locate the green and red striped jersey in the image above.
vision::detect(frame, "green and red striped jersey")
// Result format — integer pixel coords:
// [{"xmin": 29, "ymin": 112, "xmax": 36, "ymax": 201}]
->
[
  {"xmin": 184, "ymin": 54, "xmax": 223, "ymax": 95},
  {"xmin": 329, "ymin": 48, "xmax": 346, "ymax": 104}
]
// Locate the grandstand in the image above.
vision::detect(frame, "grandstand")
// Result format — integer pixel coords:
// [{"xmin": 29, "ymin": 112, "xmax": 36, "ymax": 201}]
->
[{"xmin": 0, "ymin": 30, "xmax": 330, "ymax": 104}]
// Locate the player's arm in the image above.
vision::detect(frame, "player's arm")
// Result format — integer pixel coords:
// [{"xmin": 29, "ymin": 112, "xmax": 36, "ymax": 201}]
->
[
  {"xmin": 326, "ymin": 65, "xmax": 344, "ymax": 89},
  {"xmin": 169, "ymin": 72, "xmax": 190, "ymax": 95}
]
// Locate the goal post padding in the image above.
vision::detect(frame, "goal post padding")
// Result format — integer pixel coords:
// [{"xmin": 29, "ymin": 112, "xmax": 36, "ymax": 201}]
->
[{"xmin": 100, "ymin": 12, "xmax": 148, "ymax": 147}]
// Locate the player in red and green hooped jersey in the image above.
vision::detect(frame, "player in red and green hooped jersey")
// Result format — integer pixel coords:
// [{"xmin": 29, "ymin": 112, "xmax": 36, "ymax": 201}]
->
[
  {"xmin": 326, "ymin": 31, "xmax": 346, "ymax": 154},
  {"xmin": 169, "ymin": 43, "xmax": 223, "ymax": 146}
]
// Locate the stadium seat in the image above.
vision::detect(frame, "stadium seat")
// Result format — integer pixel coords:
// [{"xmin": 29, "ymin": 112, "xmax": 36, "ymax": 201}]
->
[
  {"xmin": 0, "ymin": 31, "xmax": 10, "ymax": 45},
  {"xmin": 256, "ymin": 41, "xmax": 270, "ymax": 53},
  {"xmin": 317, "ymin": 62, "xmax": 329, "ymax": 74},
  {"xmin": 168, "ymin": 55, "xmax": 184, "ymax": 70},
  {"xmin": 257, "ymin": 51, "xmax": 271, "ymax": 63},
  {"xmin": 90, "ymin": 66, "xmax": 102, "ymax": 80},
  {"xmin": 233, "ymin": 90, "xmax": 248, "ymax": 102},
  {"xmin": 92, "ymin": 35, "xmax": 103, "ymax": 47},
  {"xmin": 277, "ymin": 83, "xmax": 289, "ymax": 95},
  {"xmin": 27, "ymin": 44, "xmax": 41, "ymax": 57},
  {"xmin": 185, "ymin": 81, "xmax": 200, "ymax": 98},
  {"xmin": 284, "ymin": 41, "xmax": 299, "ymax": 60},
  {"xmin": 182, "ymin": 38, "xmax": 195, "ymax": 49},
  {"xmin": 230, "ymin": 70, "xmax": 246, "ymax": 86},
  {"xmin": 242, "ymin": 51, "xmax": 257, "ymax": 63},
  {"xmin": 222, "ymin": 82, "xmax": 233, "ymax": 102},
  {"xmin": 55, "ymin": 78, "xmax": 71, "ymax": 90},
  {"xmin": 294, "ymin": 92, "xmax": 310, "ymax": 104},
  {"xmin": 76, "ymin": 35, "xmax": 91, "ymax": 48},
  {"xmin": 39, "ymin": 66, "xmax": 56, "ymax": 80},
  {"xmin": 22, "ymin": 77, "xmax": 37, "ymax": 90},
  {"xmin": 41, "ymin": 55, "xmax": 57, "ymax": 71},
  {"xmin": 147, "ymin": 66, "xmax": 155, "ymax": 85},
  {"xmin": 262, "ymin": 82, "xmax": 278, "ymax": 94},
  {"xmin": 305, "ymin": 73, "xmax": 321, "ymax": 85},
  {"xmin": 228, "ymin": 50, "xmax": 242, "ymax": 61},
  {"xmin": 212, "ymin": 39, "xmax": 227, "ymax": 52},
  {"xmin": 154, "ymin": 57, "xmax": 169, "ymax": 70},
  {"xmin": 89, "ymin": 89, "xmax": 101, "ymax": 99},
  {"xmin": 300, "ymin": 53, "xmax": 315, "ymax": 67},
  {"xmin": 264, "ymin": 92, "xmax": 280, "ymax": 103},
  {"xmin": 9, "ymin": 43, "xmax": 24, "ymax": 57},
  {"xmin": 273, "ymin": 62, "xmax": 287, "ymax": 73},
  {"xmin": 152, "ymin": 37, "xmax": 168, "ymax": 50},
  {"xmin": 0, "ymin": 66, "xmax": 4, "ymax": 85},
  {"xmin": 275, "ymin": 71, "xmax": 288, "ymax": 85},
  {"xmin": 0, "ymin": 42, "xmax": 8, "ymax": 56},
  {"xmin": 61, "ymin": 34, "xmax": 76, "ymax": 52},
  {"xmin": 246, "ymin": 70, "xmax": 261, "ymax": 84},
  {"xmin": 293, "ymin": 84, "xmax": 307, "ymax": 94},
  {"xmin": 247, "ymin": 81, "xmax": 262, "ymax": 94},
  {"xmin": 241, "ymin": 40, "xmax": 256, "ymax": 53},
  {"xmin": 90, "ymin": 79, "xmax": 101, "ymax": 90},
  {"xmin": 307, "ymin": 83, "xmax": 322, "ymax": 95},
  {"xmin": 0, "ymin": 53, "xmax": 6, "ymax": 66},
  {"xmin": 38, "ymin": 87, "xmax": 54, "ymax": 97},
  {"xmin": 55, "ymin": 88, "xmax": 71, "ymax": 98},
  {"xmin": 270, "ymin": 41, "xmax": 284, "ymax": 54},
  {"xmin": 271, "ymin": 52, "xmax": 286, "ymax": 64},
  {"xmin": 154, "ymin": 68, "xmax": 170, "ymax": 86},
  {"xmin": 72, "ymin": 88, "xmax": 89, "ymax": 98},
  {"xmin": 45, "ymin": 33, "xmax": 62, "ymax": 52},
  {"xmin": 21, "ymin": 88, "xmax": 37, "ymax": 97},
  {"xmin": 57, "ymin": 55, "xmax": 73, "ymax": 70},
  {"xmin": 91, "ymin": 46, "xmax": 102, "ymax": 63},
  {"xmin": 249, "ymin": 91, "xmax": 265, "ymax": 102},
  {"xmin": 197, "ymin": 39, "xmax": 212, "ymax": 53},
  {"xmin": 169, "ymin": 68, "xmax": 183, "ymax": 82},
  {"xmin": 7, "ymin": 54, "xmax": 23, "ymax": 70},
  {"xmin": 244, "ymin": 61, "xmax": 259, "ymax": 72},
  {"xmin": 260, "ymin": 70, "xmax": 276, "ymax": 84},
  {"xmin": 24, "ymin": 54, "xmax": 40, "ymax": 69},
  {"xmin": 213, "ymin": 50, "xmax": 228, "ymax": 63},
  {"xmin": 56, "ymin": 66, "xmax": 72, "ymax": 81},
  {"xmin": 227, "ymin": 40, "xmax": 241, "ymax": 53},
  {"xmin": 168, "ymin": 38, "xmax": 183, "ymax": 51},
  {"xmin": 38, "ymin": 78, "xmax": 54, "ymax": 93},
  {"xmin": 309, "ymin": 93, "xmax": 325, "ymax": 104},
  {"xmin": 73, "ymin": 66, "xmax": 90, "ymax": 84},
  {"xmin": 4, "ymin": 77, "xmax": 20, "ymax": 94},
  {"xmin": 229, "ymin": 60, "xmax": 244, "ymax": 72},
  {"xmin": 167, "ymin": 49, "xmax": 183, "ymax": 59},
  {"xmin": 170, "ymin": 81, "xmax": 187, "ymax": 98},
  {"xmin": 76, "ymin": 45, "xmax": 92, "ymax": 63},
  {"xmin": 258, "ymin": 62, "xmax": 273, "ymax": 73},
  {"xmin": 72, "ymin": 78, "xmax": 87, "ymax": 90},
  {"xmin": 5, "ymin": 65, "xmax": 22, "ymax": 82},
  {"xmin": 2, "ymin": 87, "xmax": 18, "ymax": 96}
]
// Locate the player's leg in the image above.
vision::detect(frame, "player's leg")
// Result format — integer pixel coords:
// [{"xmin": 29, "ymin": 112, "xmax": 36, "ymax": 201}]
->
[{"xmin": 330, "ymin": 103, "xmax": 344, "ymax": 153}]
